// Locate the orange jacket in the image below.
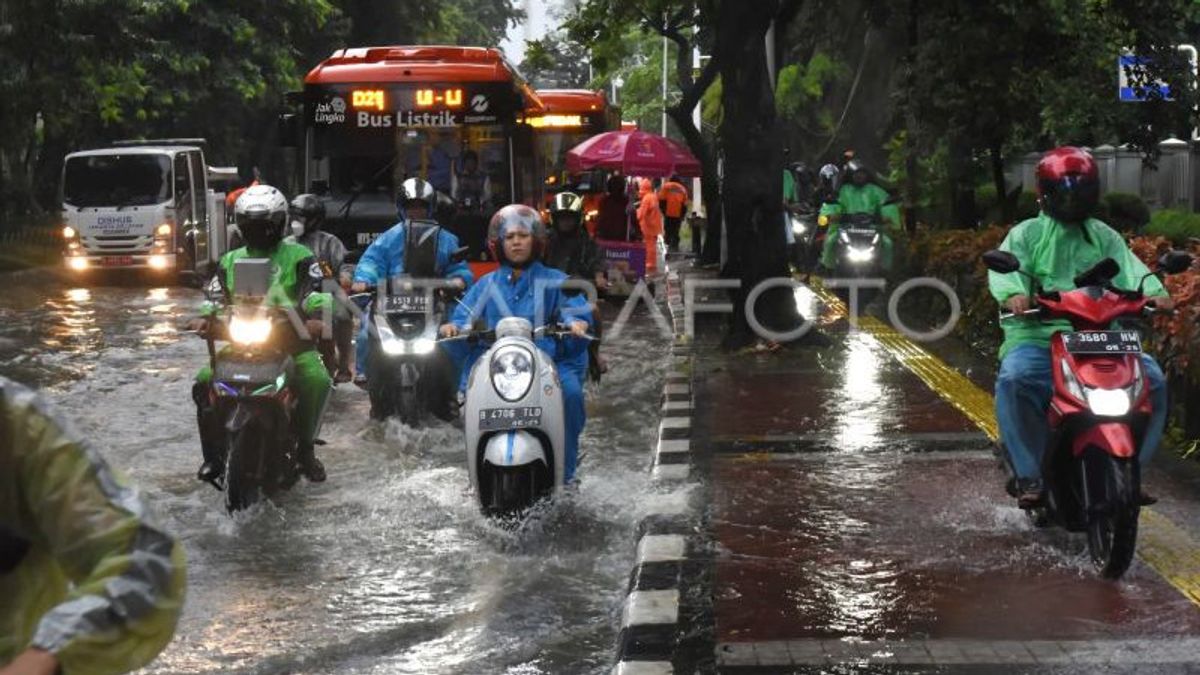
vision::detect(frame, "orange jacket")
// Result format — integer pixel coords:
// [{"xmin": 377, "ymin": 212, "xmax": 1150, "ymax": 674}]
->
[
  {"xmin": 636, "ymin": 179, "xmax": 663, "ymax": 237},
  {"xmin": 658, "ymin": 181, "xmax": 689, "ymax": 218}
]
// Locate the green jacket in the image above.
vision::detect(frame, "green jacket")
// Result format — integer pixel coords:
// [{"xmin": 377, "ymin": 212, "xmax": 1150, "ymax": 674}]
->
[
  {"xmin": 201, "ymin": 241, "xmax": 332, "ymax": 319},
  {"xmin": 0, "ymin": 378, "xmax": 186, "ymax": 673},
  {"xmin": 820, "ymin": 183, "xmax": 900, "ymax": 228},
  {"xmin": 989, "ymin": 213, "xmax": 1167, "ymax": 360}
]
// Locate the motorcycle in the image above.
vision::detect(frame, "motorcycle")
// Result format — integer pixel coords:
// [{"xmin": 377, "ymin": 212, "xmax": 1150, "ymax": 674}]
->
[
  {"xmin": 831, "ymin": 212, "xmax": 883, "ymax": 279},
  {"xmin": 787, "ymin": 203, "xmax": 820, "ymax": 272},
  {"xmin": 200, "ymin": 258, "xmax": 311, "ymax": 513},
  {"xmin": 455, "ymin": 317, "xmax": 582, "ymax": 519},
  {"xmin": 353, "ymin": 220, "xmax": 466, "ymax": 425},
  {"xmin": 982, "ymin": 248, "xmax": 1192, "ymax": 578}
]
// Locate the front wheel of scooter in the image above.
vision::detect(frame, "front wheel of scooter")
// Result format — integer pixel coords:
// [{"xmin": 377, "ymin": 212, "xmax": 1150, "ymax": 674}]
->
[
  {"xmin": 1082, "ymin": 451, "xmax": 1139, "ymax": 579},
  {"xmin": 482, "ymin": 463, "xmax": 551, "ymax": 522}
]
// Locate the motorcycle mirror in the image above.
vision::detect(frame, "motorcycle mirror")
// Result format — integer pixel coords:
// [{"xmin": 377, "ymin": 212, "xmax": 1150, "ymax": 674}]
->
[
  {"xmin": 1159, "ymin": 250, "xmax": 1193, "ymax": 275},
  {"xmin": 450, "ymin": 245, "xmax": 470, "ymax": 263},
  {"xmin": 1073, "ymin": 257, "xmax": 1120, "ymax": 288},
  {"xmin": 982, "ymin": 250, "xmax": 1021, "ymax": 274}
]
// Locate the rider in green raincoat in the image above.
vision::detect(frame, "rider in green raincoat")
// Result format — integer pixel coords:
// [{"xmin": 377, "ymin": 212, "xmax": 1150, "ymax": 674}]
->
[
  {"xmin": 1, "ymin": 377, "xmax": 186, "ymax": 675},
  {"xmin": 190, "ymin": 185, "xmax": 333, "ymax": 484},
  {"xmin": 819, "ymin": 160, "xmax": 900, "ymax": 270}
]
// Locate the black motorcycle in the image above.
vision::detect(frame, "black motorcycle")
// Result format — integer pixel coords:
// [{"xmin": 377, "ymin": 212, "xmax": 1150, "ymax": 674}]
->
[
  {"xmin": 355, "ymin": 220, "xmax": 465, "ymax": 425},
  {"xmin": 201, "ymin": 259, "xmax": 306, "ymax": 512}
]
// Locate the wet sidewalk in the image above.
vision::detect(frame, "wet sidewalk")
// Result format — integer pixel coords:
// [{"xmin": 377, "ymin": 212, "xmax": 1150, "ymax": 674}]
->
[{"xmin": 672, "ymin": 265, "xmax": 1200, "ymax": 673}]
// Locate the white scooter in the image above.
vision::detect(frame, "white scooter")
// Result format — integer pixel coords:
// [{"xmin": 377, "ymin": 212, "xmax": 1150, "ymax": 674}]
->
[{"xmin": 458, "ymin": 317, "xmax": 575, "ymax": 518}]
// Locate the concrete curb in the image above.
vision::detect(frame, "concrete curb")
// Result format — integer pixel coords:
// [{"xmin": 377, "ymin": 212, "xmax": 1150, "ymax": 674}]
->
[{"xmin": 614, "ymin": 268, "xmax": 699, "ymax": 675}]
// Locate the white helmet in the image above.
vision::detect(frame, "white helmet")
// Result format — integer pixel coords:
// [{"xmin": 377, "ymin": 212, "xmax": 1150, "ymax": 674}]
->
[
  {"xmin": 399, "ymin": 177, "xmax": 436, "ymax": 212},
  {"xmin": 234, "ymin": 184, "xmax": 288, "ymax": 250}
]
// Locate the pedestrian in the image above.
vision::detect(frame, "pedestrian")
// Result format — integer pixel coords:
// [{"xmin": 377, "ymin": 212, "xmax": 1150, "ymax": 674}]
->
[
  {"xmin": 595, "ymin": 174, "xmax": 632, "ymax": 241},
  {"xmin": 0, "ymin": 377, "xmax": 186, "ymax": 675},
  {"xmin": 658, "ymin": 176, "xmax": 690, "ymax": 252},
  {"xmin": 636, "ymin": 178, "xmax": 664, "ymax": 274}
]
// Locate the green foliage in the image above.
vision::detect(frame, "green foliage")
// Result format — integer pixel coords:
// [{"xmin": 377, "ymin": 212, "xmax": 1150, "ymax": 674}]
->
[
  {"xmin": 1096, "ymin": 192, "xmax": 1151, "ymax": 233},
  {"xmin": 1146, "ymin": 209, "xmax": 1200, "ymax": 245},
  {"xmin": 523, "ymin": 32, "xmax": 591, "ymax": 88},
  {"xmin": 775, "ymin": 52, "xmax": 847, "ymax": 139}
]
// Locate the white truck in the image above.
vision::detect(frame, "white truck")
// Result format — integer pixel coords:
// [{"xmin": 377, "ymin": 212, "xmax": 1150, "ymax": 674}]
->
[{"xmin": 59, "ymin": 139, "xmax": 235, "ymax": 283}]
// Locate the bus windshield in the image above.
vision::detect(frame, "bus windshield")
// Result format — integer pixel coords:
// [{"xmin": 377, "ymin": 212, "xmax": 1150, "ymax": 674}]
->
[
  {"xmin": 313, "ymin": 124, "xmax": 512, "ymax": 211},
  {"xmin": 63, "ymin": 154, "xmax": 172, "ymax": 208}
]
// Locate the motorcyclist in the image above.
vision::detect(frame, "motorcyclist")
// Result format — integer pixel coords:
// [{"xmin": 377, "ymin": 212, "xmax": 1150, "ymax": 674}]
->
[
  {"xmin": 439, "ymin": 204, "xmax": 593, "ymax": 482},
  {"xmin": 818, "ymin": 159, "xmax": 900, "ymax": 272},
  {"xmin": 545, "ymin": 191, "xmax": 608, "ymax": 381},
  {"xmin": 288, "ymin": 193, "xmax": 353, "ymax": 383},
  {"xmin": 188, "ymin": 185, "xmax": 333, "ymax": 484},
  {"xmin": 989, "ymin": 146, "xmax": 1173, "ymax": 508},
  {"xmin": 349, "ymin": 178, "xmax": 473, "ymax": 388},
  {"xmin": 0, "ymin": 377, "xmax": 186, "ymax": 675}
]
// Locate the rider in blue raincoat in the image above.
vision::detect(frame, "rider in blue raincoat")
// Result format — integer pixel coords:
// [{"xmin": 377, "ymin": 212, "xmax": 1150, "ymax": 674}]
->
[
  {"xmin": 350, "ymin": 178, "xmax": 473, "ymax": 386},
  {"xmin": 440, "ymin": 204, "xmax": 593, "ymax": 482}
]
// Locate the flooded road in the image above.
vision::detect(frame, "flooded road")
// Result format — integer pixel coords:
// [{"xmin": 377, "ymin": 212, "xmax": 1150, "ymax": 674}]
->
[{"xmin": 0, "ymin": 270, "xmax": 688, "ymax": 674}]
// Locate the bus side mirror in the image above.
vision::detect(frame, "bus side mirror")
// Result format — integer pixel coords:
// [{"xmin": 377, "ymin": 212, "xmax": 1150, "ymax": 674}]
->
[{"xmin": 277, "ymin": 113, "xmax": 301, "ymax": 148}]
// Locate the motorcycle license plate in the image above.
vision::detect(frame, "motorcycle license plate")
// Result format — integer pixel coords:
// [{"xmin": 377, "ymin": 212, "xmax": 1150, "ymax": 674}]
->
[
  {"xmin": 385, "ymin": 293, "xmax": 428, "ymax": 313},
  {"xmin": 478, "ymin": 407, "xmax": 543, "ymax": 431},
  {"xmin": 215, "ymin": 358, "xmax": 285, "ymax": 385},
  {"xmin": 1062, "ymin": 330, "xmax": 1142, "ymax": 354},
  {"xmin": 102, "ymin": 255, "xmax": 134, "ymax": 266}
]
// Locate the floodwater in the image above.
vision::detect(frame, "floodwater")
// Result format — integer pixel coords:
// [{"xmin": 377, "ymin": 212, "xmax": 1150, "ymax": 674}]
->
[{"xmin": 0, "ymin": 270, "xmax": 689, "ymax": 674}]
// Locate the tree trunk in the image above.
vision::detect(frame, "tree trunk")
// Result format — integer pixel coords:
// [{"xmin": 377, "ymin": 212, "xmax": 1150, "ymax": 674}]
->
[
  {"xmin": 903, "ymin": 0, "xmax": 919, "ymax": 233},
  {"xmin": 947, "ymin": 136, "xmax": 976, "ymax": 227},
  {"xmin": 990, "ymin": 141, "xmax": 1011, "ymax": 224},
  {"xmin": 715, "ymin": 0, "xmax": 800, "ymax": 349}
]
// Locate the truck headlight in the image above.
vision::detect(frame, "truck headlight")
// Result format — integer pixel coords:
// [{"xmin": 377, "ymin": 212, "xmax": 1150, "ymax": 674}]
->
[
  {"xmin": 1085, "ymin": 388, "xmax": 1131, "ymax": 417},
  {"xmin": 490, "ymin": 345, "xmax": 534, "ymax": 402},
  {"xmin": 229, "ymin": 315, "xmax": 272, "ymax": 345},
  {"xmin": 62, "ymin": 226, "xmax": 77, "ymax": 239},
  {"xmin": 156, "ymin": 223, "xmax": 172, "ymax": 237}
]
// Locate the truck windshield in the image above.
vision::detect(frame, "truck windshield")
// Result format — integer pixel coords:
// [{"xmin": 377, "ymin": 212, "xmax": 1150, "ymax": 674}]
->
[{"xmin": 63, "ymin": 154, "xmax": 172, "ymax": 208}]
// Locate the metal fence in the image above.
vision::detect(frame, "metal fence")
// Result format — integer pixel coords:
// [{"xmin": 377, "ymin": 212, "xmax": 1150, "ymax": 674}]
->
[{"xmin": 1017, "ymin": 138, "xmax": 1200, "ymax": 212}]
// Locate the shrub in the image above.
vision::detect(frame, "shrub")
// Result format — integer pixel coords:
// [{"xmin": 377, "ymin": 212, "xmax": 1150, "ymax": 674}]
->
[
  {"xmin": 1145, "ymin": 209, "xmax": 1200, "ymax": 246},
  {"xmin": 1097, "ymin": 192, "xmax": 1151, "ymax": 233}
]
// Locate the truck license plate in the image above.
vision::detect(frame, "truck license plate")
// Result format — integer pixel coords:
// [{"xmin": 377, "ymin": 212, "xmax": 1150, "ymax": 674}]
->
[{"xmin": 101, "ymin": 255, "xmax": 134, "ymax": 266}]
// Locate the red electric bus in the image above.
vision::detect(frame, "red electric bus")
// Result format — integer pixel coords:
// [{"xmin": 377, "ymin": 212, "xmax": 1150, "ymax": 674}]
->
[
  {"xmin": 284, "ymin": 46, "xmax": 545, "ymax": 271},
  {"xmin": 527, "ymin": 89, "xmax": 620, "ymax": 195}
]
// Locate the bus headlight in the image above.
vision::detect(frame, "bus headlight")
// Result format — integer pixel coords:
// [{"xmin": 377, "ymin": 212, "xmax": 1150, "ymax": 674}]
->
[
  {"xmin": 148, "ymin": 255, "xmax": 169, "ymax": 270},
  {"xmin": 490, "ymin": 345, "xmax": 534, "ymax": 402},
  {"xmin": 68, "ymin": 256, "xmax": 89, "ymax": 271},
  {"xmin": 229, "ymin": 315, "xmax": 272, "ymax": 345}
]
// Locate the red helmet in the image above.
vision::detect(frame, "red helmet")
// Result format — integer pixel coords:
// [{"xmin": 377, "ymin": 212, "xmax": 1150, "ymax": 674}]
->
[
  {"xmin": 1036, "ymin": 146, "xmax": 1099, "ymax": 224},
  {"xmin": 487, "ymin": 204, "xmax": 547, "ymax": 263}
]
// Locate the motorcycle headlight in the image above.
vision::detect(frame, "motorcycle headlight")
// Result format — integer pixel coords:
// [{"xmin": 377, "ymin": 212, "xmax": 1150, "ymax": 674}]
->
[
  {"xmin": 381, "ymin": 336, "xmax": 407, "ymax": 355},
  {"xmin": 791, "ymin": 218, "xmax": 807, "ymax": 236},
  {"xmin": 872, "ymin": 233, "xmax": 881, "ymax": 245},
  {"xmin": 846, "ymin": 247, "xmax": 875, "ymax": 263},
  {"xmin": 1085, "ymin": 388, "xmax": 1132, "ymax": 417},
  {"xmin": 228, "ymin": 315, "xmax": 272, "ymax": 345},
  {"xmin": 490, "ymin": 345, "xmax": 534, "ymax": 402},
  {"xmin": 412, "ymin": 338, "xmax": 436, "ymax": 355},
  {"xmin": 839, "ymin": 231, "xmax": 850, "ymax": 244}
]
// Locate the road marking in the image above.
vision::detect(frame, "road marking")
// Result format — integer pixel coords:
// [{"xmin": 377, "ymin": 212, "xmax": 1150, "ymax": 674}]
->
[
  {"xmin": 809, "ymin": 279, "xmax": 1200, "ymax": 608},
  {"xmin": 717, "ymin": 638, "xmax": 1200, "ymax": 666}
]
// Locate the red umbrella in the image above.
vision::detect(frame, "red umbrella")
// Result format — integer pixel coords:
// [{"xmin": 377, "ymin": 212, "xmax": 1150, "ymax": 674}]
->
[{"xmin": 565, "ymin": 130, "xmax": 702, "ymax": 178}]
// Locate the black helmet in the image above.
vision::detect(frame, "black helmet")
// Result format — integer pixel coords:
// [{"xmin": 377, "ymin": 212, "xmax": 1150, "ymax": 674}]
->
[
  {"xmin": 234, "ymin": 184, "xmax": 288, "ymax": 251},
  {"xmin": 289, "ymin": 193, "xmax": 325, "ymax": 237}
]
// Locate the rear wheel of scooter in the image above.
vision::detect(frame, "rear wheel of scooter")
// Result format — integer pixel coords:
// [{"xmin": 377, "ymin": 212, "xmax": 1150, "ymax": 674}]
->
[
  {"xmin": 1082, "ymin": 452, "xmax": 1139, "ymax": 579},
  {"xmin": 225, "ymin": 423, "xmax": 266, "ymax": 513}
]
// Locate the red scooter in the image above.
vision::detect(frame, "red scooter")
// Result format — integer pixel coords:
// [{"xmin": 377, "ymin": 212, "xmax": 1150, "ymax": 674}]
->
[{"xmin": 983, "ymin": 249, "xmax": 1191, "ymax": 578}]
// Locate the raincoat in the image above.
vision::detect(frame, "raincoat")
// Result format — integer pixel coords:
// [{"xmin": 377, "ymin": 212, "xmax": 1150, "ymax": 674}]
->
[
  {"xmin": 351, "ymin": 220, "xmax": 474, "ymax": 378},
  {"xmin": 819, "ymin": 182, "xmax": 900, "ymax": 270},
  {"xmin": 989, "ymin": 213, "xmax": 1167, "ymax": 360},
  {"xmin": 636, "ymin": 179, "xmax": 663, "ymax": 273},
  {"xmin": 197, "ymin": 242, "xmax": 333, "ymax": 446},
  {"xmin": 0, "ymin": 378, "xmax": 186, "ymax": 674},
  {"xmin": 446, "ymin": 261, "xmax": 593, "ymax": 481}
]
